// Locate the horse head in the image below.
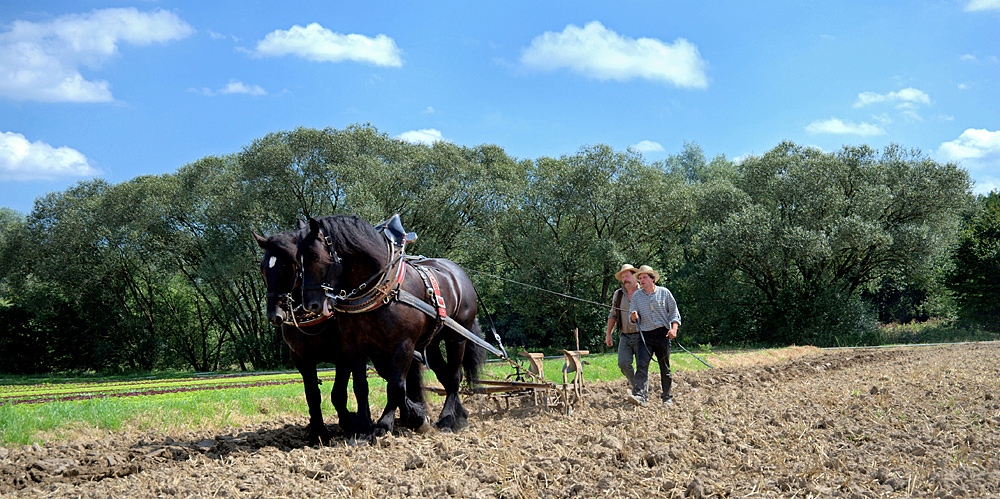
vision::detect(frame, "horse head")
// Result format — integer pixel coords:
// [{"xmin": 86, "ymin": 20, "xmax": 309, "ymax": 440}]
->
[
  {"xmin": 254, "ymin": 228, "xmax": 302, "ymax": 326},
  {"xmin": 298, "ymin": 217, "xmax": 344, "ymax": 317},
  {"xmin": 298, "ymin": 215, "xmax": 391, "ymax": 317}
]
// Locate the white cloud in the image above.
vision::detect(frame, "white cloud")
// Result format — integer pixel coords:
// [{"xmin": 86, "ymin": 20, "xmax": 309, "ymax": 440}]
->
[
  {"xmin": 190, "ymin": 80, "xmax": 266, "ymax": 96},
  {"xmin": 0, "ymin": 8, "xmax": 193, "ymax": 102},
  {"xmin": 938, "ymin": 129, "xmax": 1000, "ymax": 174},
  {"xmin": 254, "ymin": 23, "xmax": 402, "ymax": 67},
  {"xmin": 220, "ymin": 80, "xmax": 266, "ymax": 96},
  {"xmin": 853, "ymin": 87, "xmax": 931, "ymax": 109},
  {"xmin": 965, "ymin": 0, "xmax": 1000, "ymax": 11},
  {"xmin": 397, "ymin": 129, "xmax": 446, "ymax": 145},
  {"xmin": 972, "ymin": 176, "xmax": 999, "ymax": 195},
  {"xmin": 520, "ymin": 21, "xmax": 709, "ymax": 88},
  {"xmin": 631, "ymin": 140, "xmax": 665, "ymax": 153},
  {"xmin": 0, "ymin": 131, "xmax": 97, "ymax": 180},
  {"xmin": 805, "ymin": 118, "xmax": 886, "ymax": 136}
]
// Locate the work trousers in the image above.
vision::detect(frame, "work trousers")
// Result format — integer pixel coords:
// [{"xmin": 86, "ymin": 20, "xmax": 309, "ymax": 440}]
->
[
  {"xmin": 616, "ymin": 332, "xmax": 642, "ymax": 391},
  {"xmin": 633, "ymin": 327, "xmax": 673, "ymax": 403}
]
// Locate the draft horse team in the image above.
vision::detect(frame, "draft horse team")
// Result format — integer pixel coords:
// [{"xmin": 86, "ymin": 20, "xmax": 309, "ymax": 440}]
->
[{"xmin": 254, "ymin": 214, "xmax": 484, "ymax": 445}]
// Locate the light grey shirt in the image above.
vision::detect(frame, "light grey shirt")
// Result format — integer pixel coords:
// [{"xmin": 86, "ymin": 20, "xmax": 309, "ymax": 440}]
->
[{"xmin": 629, "ymin": 286, "xmax": 681, "ymax": 332}]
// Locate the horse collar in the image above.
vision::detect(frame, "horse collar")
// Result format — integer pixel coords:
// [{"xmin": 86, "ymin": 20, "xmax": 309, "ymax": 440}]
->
[{"xmin": 330, "ymin": 237, "xmax": 407, "ymax": 314}]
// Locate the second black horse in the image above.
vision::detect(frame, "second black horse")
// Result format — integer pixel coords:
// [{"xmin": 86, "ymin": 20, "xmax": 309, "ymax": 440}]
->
[{"xmin": 297, "ymin": 215, "xmax": 483, "ymax": 438}]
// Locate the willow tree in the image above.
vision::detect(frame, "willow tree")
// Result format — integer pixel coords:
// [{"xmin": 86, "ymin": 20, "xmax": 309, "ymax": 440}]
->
[
  {"xmin": 488, "ymin": 145, "xmax": 694, "ymax": 350},
  {"xmin": 695, "ymin": 142, "xmax": 972, "ymax": 345}
]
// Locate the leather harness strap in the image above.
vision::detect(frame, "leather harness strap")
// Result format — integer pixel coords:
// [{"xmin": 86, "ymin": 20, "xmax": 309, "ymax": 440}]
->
[
  {"xmin": 412, "ymin": 264, "xmax": 447, "ymax": 352},
  {"xmin": 426, "ymin": 268, "xmax": 448, "ymax": 319},
  {"xmin": 330, "ymin": 241, "xmax": 406, "ymax": 314}
]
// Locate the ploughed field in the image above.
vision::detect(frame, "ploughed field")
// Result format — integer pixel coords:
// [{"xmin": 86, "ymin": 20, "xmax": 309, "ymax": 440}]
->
[{"xmin": 2, "ymin": 343, "xmax": 998, "ymax": 498}]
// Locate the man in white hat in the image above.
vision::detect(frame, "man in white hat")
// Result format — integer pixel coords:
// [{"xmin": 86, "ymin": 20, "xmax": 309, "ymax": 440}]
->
[
  {"xmin": 627, "ymin": 265, "xmax": 681, "ymax": 406},
  {"xmin": 605, "ymin": 264, "xmax": 642, "ymax": 398}
]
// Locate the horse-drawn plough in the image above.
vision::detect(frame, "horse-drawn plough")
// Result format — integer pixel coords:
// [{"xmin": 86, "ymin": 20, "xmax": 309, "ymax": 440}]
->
[
  {"xmin": 427, "ymin": 347, "xmax": 589, "ymax": 416},
  {"xmin": 255, "ymin": 213, "xmax": 588, "ymax": 444}
]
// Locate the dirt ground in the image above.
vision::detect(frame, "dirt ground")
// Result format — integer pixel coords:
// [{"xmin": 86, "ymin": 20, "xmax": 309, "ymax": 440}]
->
[{"xmin": 2, "ymin": 342, "xmax": 998, "ymax": 498}]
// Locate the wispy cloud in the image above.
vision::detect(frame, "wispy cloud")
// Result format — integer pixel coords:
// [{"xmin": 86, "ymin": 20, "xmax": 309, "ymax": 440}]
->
[
  {"xmin": 631, "ymin": 140, "xmax": 665, "ymax": 153},
  {"xmin": 964, "ymin": 0, "xmax": 1000, "ymax": 12},
  {"xmin": 397, "ymin": 129, "xmax": 446, "ymax": 145},
  {"xmin": 521, "ymin": 21, "xmax": 708, "ymax": 88},
  {"xmin": 0, "ymin": 8, "xmax": 193, "ymax": 102},
  {"xmin": 853, "ymin": 88, "xmax": 931, "ymax": 109},
  {"xmin": 254, "ymin": 23, "xmax": 402, "ymax": 67},
  {"xmin": 190, "ymin": 80, "xmax": 266, "ymax": 97},
  {"xmin": 805, "ymin": 118, "xmax": 886, "ymax": 136},
  {"xmin": 0, "ymin": 131, "xmax": 98, "ymax": 181},
  {"xmin": 220, "ymin": 80, "xmax": 265, "ymax": 96}
]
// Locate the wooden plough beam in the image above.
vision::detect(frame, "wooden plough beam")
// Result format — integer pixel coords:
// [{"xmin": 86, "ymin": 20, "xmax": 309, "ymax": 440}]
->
[{"xmin": 426, "ymin": 350, "xmax": 589, "ymax": 416}]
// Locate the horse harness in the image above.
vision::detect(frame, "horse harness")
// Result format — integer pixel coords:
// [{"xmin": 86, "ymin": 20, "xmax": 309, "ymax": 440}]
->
[
  {"xmin": 306, "ymin": 223, "xmax": 504, "ymax": 358},
  {"xmin": 305, "ymin": 226, "xmax": 449, "ymax": 343}
]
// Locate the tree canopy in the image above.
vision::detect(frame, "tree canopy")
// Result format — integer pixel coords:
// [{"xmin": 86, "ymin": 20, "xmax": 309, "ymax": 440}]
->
[{"xmin": 0, "ymin": 125, "xmax": 987, "ymax": 374}]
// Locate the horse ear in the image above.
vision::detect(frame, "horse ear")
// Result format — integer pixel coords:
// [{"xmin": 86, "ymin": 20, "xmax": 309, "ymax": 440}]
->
[
  {"xmin": 252, "ymin": 232, "xmax": 268, "ymax": 249},
  {"xmin": 307, "ymin": 217, "xmax": 320, "ymax": 236},
  {"xmin": 295, "ymin": 218, "xmax": 308, "ymax": 230}
]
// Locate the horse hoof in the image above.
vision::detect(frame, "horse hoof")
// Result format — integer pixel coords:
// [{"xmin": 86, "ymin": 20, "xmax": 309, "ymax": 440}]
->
[
  {"xmin": 416, "ymin": 418, "xmax": 434, "ymax": 435},
  {"xmin": 434, "ymin": 416, "xmax": 455, "ymax": 432},
  {"xmin": 348, "ymin": 435, "xmax": 375, "ymax": 447}
]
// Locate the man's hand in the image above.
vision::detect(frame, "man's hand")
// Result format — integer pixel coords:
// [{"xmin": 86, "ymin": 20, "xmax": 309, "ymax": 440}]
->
[{"xmin": 605, "ymin": 331, "xmax": 613, "ymax": 347}]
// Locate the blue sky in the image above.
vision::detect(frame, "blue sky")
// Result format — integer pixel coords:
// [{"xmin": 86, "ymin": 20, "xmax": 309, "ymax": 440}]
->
[{"xmin": 1, "ymin": 1, "xmax": 998, "ymax": 214}]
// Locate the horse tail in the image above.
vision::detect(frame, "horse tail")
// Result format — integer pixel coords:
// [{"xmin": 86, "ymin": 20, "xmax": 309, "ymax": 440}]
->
[{"xmin": 463, "ymin": 319, "xmax": 485, "ymax": 387}]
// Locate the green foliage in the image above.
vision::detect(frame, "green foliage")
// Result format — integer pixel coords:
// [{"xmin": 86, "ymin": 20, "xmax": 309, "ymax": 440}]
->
[
  {"xmin": 0, "ymin": 127, "xmax": 989, "ymax": 374},
  {"xmin": 689, "ymin": 143, "xmax": 971, "ymax": 346},
  {"xmin": 947, "ymin": 191, "xmax": 1000, "ymax": 332}
]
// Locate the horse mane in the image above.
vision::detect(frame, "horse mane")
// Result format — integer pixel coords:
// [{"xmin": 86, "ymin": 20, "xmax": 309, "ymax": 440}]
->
[{"xmin": 316, "ymin": 215, "xmax": 386, "ymax": 265}]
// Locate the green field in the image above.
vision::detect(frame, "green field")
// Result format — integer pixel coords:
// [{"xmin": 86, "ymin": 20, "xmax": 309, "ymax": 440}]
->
[{"xmin": 0, "ymin": 350, "xmax": 729, "ymax": 446}]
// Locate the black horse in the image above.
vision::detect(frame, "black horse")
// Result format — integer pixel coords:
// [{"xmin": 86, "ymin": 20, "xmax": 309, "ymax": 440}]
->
[
  {"xmin": 253, "ymin": 228, "xmax": 357, "ymax": 445},
  {"xmin": 297, "ymin": 215, "xmax": 483, "ymax": 438}
]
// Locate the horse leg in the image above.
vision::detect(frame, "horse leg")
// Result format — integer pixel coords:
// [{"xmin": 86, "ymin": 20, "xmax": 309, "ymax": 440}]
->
[
  {"xmin": 330, "ymin": 364, "xmax": 355, "ymax": 438},
  {"xmin": 292, "ymin": 354, "xmax": 331, "ymax": 446},
  {"xmin": 374, "ymin": 356, "xmax": 409, "ymax": 436},
  {"xmin": 349, "ymin": 361, "xmax": 376, "ymax": 443},
  {"xmin": 427, "ymin": 338, "xmax": 466, "ymax": 431},
  {"xmin": 403, "ymin": 358, "xmax": 428, "ymax": 431}
]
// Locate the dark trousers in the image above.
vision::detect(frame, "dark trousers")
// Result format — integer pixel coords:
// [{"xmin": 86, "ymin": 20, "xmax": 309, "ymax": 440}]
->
[{"xmin": 634, "ymin": 327, "xmax": 673, "ymax": 402}]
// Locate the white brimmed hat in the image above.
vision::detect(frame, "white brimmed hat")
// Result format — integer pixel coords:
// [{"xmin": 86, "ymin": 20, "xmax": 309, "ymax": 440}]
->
[{"xmin": 614, "ymin": 264, "xmax": 637, "ymax": 282}]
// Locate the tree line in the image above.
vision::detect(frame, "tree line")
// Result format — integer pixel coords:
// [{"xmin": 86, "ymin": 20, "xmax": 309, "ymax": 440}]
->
[{"xmin": 0, "ymin": 124, "xmax": 996, "ymax": 374}]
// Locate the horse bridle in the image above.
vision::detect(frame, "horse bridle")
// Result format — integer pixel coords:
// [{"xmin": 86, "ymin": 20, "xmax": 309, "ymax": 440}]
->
[
  {"xmin": 304, "ymin": 226, "xmax": 405, "ymax": 313},
  {"xmin": 262, "ymin": 255, "xmax": 301, "ymax": 314}
]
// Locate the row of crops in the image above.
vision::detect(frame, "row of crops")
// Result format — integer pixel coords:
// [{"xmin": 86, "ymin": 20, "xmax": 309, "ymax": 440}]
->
[{"xmin": 0, "ymin": 371, "xmax": 340, "ymax": 406}]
